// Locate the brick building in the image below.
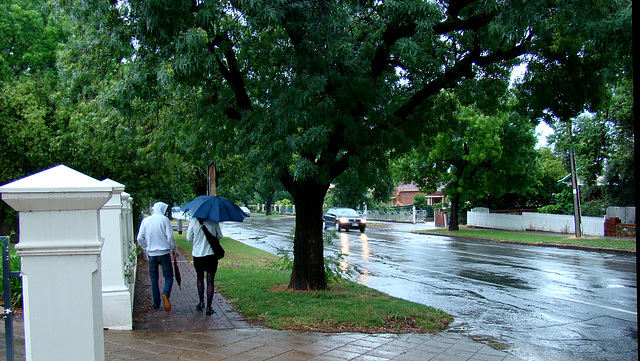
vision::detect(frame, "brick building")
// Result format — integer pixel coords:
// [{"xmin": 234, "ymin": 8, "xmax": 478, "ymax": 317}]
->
[{"xmin": 390, "ymin": 183, "xmax": 446, "ymax": 207}]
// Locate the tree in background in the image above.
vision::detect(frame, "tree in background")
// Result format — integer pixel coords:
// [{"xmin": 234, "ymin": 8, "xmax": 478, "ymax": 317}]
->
[
  {"xmin": 395, "ymin": 97, "xmax": 537, "ymax": 230},
  {"xmin": 0, "ymin": 0, "xmax": 200, "ymax": 232},
  {"xmin": 513, "ymin": 0, "xmax": 632, "ymax": 215},
  {"xmin": 0, "ymin": 0, "xmax": 66, "ymax": 234},
  {"xmin": 324, "ymin": 166, "xmax": 393, "ymax": 211},
  {"xmin": 549, "ymin": 114, "xmax": 609, "ymax": 197},
  {"xmin": 215, "ymin": 154, "xmax": 287, "ymax": 215},
  {"xmin": 528, "ymin": 147, "xmax": 566, "ymax": 207},
  {"xmin": 544, "ymin": 82, "xmax": 634, "ymax": 212},
  {"xmin": 602, "ymin": 78, "xmax": 634, "ymax": 206}
]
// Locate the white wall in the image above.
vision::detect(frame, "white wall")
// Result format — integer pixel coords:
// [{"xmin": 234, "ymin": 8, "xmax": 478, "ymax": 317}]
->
[
  {"xmin": 467, "ymin": 210, "xmax": 605, "ymax": 236},
  {"xmin": 100, "ymin": 179, "xmax": 135, "ymax": 330}
]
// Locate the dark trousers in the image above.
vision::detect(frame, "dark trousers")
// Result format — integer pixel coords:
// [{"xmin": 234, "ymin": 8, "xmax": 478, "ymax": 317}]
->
[{"xmin": 149, "ymin": 253, "xmax": 173, "ymax": 308}]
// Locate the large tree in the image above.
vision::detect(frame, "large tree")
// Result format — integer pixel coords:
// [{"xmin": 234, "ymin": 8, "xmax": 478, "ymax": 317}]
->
[
  {"xmin": 394, "ymin": 98, "xmax": 537, "ymax": 230},
  {"xmin": 65, "ymin": 0, "xmax": 629, "ymax": 290},
  {"xmin": 0, "ymin": 0, "xmax": 67, "ymax": 234},
  {"xmin": 602, "ymin": 77, "xmax": 634, "ymax": 205}
]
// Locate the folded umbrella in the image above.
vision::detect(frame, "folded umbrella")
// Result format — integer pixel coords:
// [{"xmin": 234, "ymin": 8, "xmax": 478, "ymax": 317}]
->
[
  {"xmin": 173, "ymin": 258, "xmax": 182, "ymax": 290},
  {"xmin": 181, "ymin": 195, "xmax": 248, "ymax": 222}
]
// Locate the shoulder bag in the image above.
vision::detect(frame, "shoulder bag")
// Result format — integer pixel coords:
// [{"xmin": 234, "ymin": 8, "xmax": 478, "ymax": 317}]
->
[{"xmin": 198, "ymin": 218, "xmax": 225, "ymax": 260}]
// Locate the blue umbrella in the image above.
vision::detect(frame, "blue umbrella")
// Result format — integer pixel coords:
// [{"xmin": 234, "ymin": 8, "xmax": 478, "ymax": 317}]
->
[{"xmin": 181, "ymin": 195, "xmax": 248, "ymax": 222}]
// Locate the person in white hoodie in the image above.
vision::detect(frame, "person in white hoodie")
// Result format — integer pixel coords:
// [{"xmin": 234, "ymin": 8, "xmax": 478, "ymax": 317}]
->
[{"xmin": 137, "ymin": 201, "xmax": 178, "ymax": 311}]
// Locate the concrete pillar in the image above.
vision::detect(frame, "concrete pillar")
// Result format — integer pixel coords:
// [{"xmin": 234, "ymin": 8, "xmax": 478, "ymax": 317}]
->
[
  {"xmin": 0, "ymin": 165, "xmax": 111, "ymax": 361},
  {"xmin": 122, "ymin": 192, "xmax": 134, "ymax": 250},
  {"xmin": 121, "ymin": 192, "xmax": 136, "ymax": 305},
  {"xmin": 100, "ymin": 179, "xmax": 133, "ymax": 330}
]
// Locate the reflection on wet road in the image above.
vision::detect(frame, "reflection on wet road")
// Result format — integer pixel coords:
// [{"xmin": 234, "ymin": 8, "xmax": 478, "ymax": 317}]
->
[{"xmin": 221, "ymin": 216, "xmax": 637, "ymax": 361}]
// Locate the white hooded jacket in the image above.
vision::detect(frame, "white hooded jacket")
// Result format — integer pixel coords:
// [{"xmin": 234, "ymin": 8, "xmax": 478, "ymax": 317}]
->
[
  {"xmin": 137, "ymin": 202, "xmax": 176, "ymax": 257},
  {"xmin": 186, "ymin": 218, "xmax": 223, "ymax": 258}
]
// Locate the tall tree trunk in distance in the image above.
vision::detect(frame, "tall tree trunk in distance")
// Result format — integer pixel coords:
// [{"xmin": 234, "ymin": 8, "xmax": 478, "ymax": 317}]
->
[
  {"xmin": 207, "ymin": 163, "xmax": 217, "ymax": 196},
  {"xmin": 265, "ymin": 193, "xmax": 274, "ymax": 216},
  {"xmin": 448, "ymin": 195, "xmax": 460, "ymax": 231},
  {"xmin": 285, "ymin": 179, "xmax": 330, "ymax": 290}
]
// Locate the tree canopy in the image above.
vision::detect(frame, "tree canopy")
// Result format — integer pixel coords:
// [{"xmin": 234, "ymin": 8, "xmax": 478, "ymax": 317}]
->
[
  {"xmin": 58, "ymin": 0, "xmax": 632, "ymax": 290},
  {"xmin": 0, "ymin": 0, "xmax": 200, "ymax": 234}
]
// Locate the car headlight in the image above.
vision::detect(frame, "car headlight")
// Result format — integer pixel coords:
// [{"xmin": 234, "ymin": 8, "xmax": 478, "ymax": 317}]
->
[{"xmin": 339, "ymin": 217, "xmax": 349, "ymax": 224}]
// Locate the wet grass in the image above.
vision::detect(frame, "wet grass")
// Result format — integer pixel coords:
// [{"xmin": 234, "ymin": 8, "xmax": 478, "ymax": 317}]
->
[
  {"xmin": 414, "ymin": 229, "xmax": 636, "ymax": 251},
  {"xmin": 174, "ymin": 233, "xmax": 452, "ymax": 333}
]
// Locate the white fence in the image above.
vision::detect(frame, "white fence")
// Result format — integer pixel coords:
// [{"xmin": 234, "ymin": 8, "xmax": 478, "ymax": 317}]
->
[
  {"xmin": 363, "ymin": 209, "xmax": 429, "ymax": 223},
  {"xmin": 260, "ymin": 204, "xmax": 296, "ymax": 214},
  {"xmin": 467, "ymin": 209, "xmax": 605, "ymax": 236},
  {"xmin": 606, "ymin": 206, "xmax": 636, "ymax": 224}
]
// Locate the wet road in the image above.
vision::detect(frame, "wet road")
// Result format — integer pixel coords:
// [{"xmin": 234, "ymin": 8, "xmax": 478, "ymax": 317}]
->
[{"xmin": 221, "ymin": 216, "xmax": 638, "ymax": 361}]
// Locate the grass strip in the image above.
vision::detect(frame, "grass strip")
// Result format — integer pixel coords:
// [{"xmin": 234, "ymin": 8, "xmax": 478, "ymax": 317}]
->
[
  {"xmin": 414, "ymin": 229, "xmax": 636, "ymax": 251},
  {"xmin": 174, "ymin": 233, "xmax": 452, "ymax": 333}
]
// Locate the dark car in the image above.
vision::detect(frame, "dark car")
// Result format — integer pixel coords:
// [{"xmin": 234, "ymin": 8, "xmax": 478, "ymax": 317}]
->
[{"xmin": 322, "ymin": 208, "xmax": 366, "ymax": 232}]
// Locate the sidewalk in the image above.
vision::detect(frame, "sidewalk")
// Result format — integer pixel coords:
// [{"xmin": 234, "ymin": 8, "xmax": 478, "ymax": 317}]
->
[
  {"xmin": 1, "ymin": 249, "xmax": 524, "ymax": 361},
  {"xmin": 131, "ymin": 251, "xmax": 249, "ymax": 331}
]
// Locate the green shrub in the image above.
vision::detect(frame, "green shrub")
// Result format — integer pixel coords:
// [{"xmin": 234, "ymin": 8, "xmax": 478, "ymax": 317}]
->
[
  {"xmin": 537, "ymin": 204, "xmax": 564, "ymax": 214},
  {"xmin": 413, "ymin": 194, "xmax": 427, "ymax": 209},
  {"xmin": 538, "ymin": 188, "xmax": 574, "ymax": 215},
  {"xmin": 581, "ymin": 199, "xmax": 608, "ymax": 217}
]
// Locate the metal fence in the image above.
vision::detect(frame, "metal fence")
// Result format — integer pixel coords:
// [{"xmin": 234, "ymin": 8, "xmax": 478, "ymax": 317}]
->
[
  {"xmin": 363, "ymin": 209, "xmax": 430, "ymax": 223},
  {"xmin": 2, "ymin": 235, "xmax": 20, "ymax": 361},
  {"xmin": 256, "ymin": 205, "xmax": 436, "ymax": 223}
]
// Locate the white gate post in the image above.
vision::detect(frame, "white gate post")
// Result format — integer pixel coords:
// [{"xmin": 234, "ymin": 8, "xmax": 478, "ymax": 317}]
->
[
  {"xmin": 121, "ymin": 192, "xmax": 136, "ymax": 305},
  {"xmin": 100, "ymin": 179, "xmax": 133, "ymax": 330},
  {"xmin": 0, "ymin": 165, "xmax": 111, "ymax": 361}
]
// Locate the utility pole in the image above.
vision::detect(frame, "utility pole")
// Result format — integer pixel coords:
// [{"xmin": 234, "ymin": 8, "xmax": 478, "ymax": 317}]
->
[
  {"xmin": 567, "ymin": 112, "xmax": 583, "ymax": 240},
  {"xmin": 569, "ymin": 150, "xmax": 582, "ymax": 237},
  {"xmin": 207, "ymin": 163, "xmax": 217, "ymax": 196}
]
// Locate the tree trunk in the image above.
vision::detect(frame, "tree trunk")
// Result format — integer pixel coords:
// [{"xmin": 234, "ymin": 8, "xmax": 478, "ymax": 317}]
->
[
  {"xmin": 265, "ymin": 193, "xmax": 274, "ymax": 216},
  {"xmin": 448, "ymin": 195, "xmax": 460, "ymax": 231},
  {"xmin": 284, "ymin": 179, "xmax": 330, "ymax": 290},
  {"xmin": 207, "ymin": 163, "xmax": 217, "ymax": 196}
]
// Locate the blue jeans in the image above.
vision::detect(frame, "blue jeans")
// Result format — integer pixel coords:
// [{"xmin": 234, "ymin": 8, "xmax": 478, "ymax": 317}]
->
[{"xmin": 149, "ymin": 253, "xmax": 173, "ymax": 308}]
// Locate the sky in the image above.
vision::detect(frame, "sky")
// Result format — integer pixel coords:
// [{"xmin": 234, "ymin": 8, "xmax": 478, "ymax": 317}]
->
[
  {"xmin": 535, "ymin": 122, "xmax": 553, "ymax": 148},
  {"xmin": 510, "ymin": 63, "xmax": 554, "ymax": 149}
]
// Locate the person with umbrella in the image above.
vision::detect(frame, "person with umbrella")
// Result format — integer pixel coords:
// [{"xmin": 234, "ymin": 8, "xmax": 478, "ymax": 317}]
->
[
  {"xmin": 137, "ymin": 201, "xmax": 178, "ymax": 311},
  {"xmin": 182, "ymin": 195, "xmax": 248, "ymax": 315},
  {"xmin": 186, "ymin": 217, "xmax": 222, "ymax": 315}
]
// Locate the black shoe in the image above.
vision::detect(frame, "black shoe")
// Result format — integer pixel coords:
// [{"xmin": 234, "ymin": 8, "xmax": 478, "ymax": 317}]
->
[
  {"xmin": 206, "ymin": 307, "xmax": 215, "ymax": 315},
  {"xmin": 196, "ymin": 301, "xmax": 204, "ymax": 310}
]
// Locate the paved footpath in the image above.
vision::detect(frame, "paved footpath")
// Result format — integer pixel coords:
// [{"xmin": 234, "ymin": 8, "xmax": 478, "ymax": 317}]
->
[{"xmin": 1, "ymin": 249, "xmax": 525, "ymax": 361}]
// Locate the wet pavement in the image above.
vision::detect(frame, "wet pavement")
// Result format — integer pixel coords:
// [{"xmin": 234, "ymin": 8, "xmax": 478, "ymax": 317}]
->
[
  {"xmin": 1, "ymin": 237, "xmax": 525, "ymax": 361},
  {"xmin": 223, "ymin": 216, "xmax": 638, "ymax": 361},
  {"xmin": 3, "ymin": 321, "xmax": 524, "ymax": 360},
  {"xmin": 131, "ymin": 251, "xmax": 249, "ymax": 331},
  {"xmin": 4, "ymin": 320, "xmax": 523, "ymax": 361}
]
